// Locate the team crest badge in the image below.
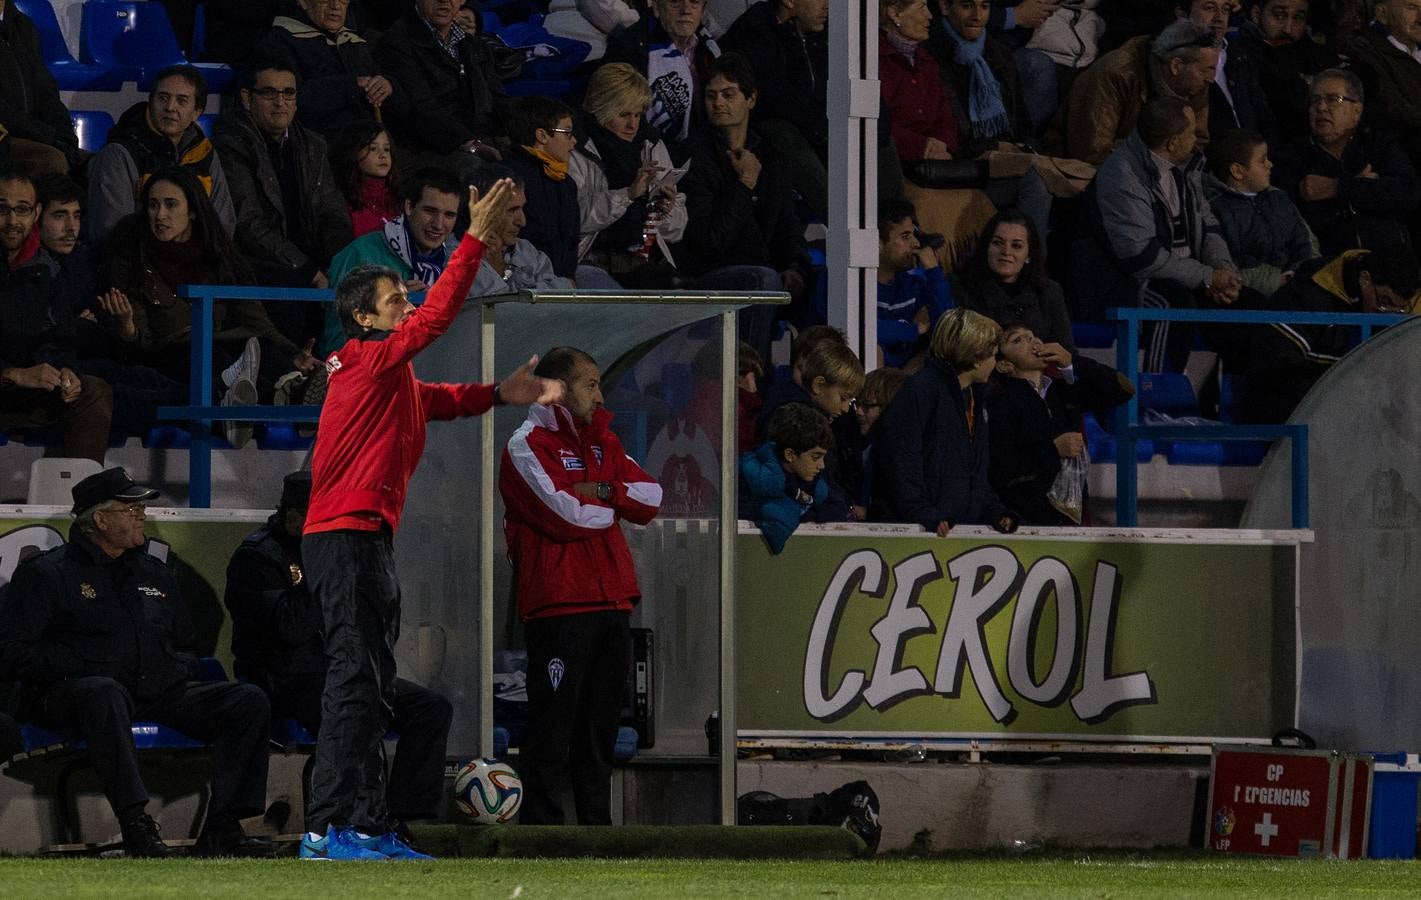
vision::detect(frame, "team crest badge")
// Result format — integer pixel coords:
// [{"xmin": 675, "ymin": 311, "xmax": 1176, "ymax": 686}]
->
[
  {"xmin": 548, "ymin": 658, "xmax": 566, "ymax": 691},
  {"xmin": 80, "ymin": 582, "xmax": 96, "ymax": 599},
  {"xmin": 289, "ymin": 563, "xmax": 303, "ymax": 586}
]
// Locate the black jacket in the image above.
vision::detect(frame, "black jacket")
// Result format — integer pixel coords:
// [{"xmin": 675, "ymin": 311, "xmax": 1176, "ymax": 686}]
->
[
  {"xmin": 984, "ymin": 374, "xmax": 1072, "ymax": 527},
  {"xmin": 1272, "ymin": 128, "xmax": 1420, "ymax": 256},
  {"xmin": 0, "ymin": 0, "xmax": 80, "ymax": 164},
  {"xmin": 223, "ymin": 514, "xmax": 323, "ymax": 692},
  {"xmin": 375, "ymin": 10, "xmax": 506, "ymax": 155},
  {"xmin": 0, "ymin": 245, "xmax": 77, "ymax": 372},
  {"xmin": 924, "ymin": 18, "xmax": 1029, "ymax": 159},
  {"xmin": 870, "ymin": 356, "xmax": 1011, "ymax": 529},
  {"xmin": 720, "ymin": 1, "xmax": 828, "ymax": 158},
  {"xmin": 506, "ymin": 149, "xmax": 581, "ymax": 280},
  {"xmin": 1233, "ymin": 21, "xmax": 1338, "ymax": 145},
  {"xmin": 1204, "ymin": 180, "xmax": 1315, "ymax": 273},
  {"xmin": 1208, "ymin": 37, "xmax": 1279, "ymax": 149},
  {"xmin": 0, "ymin": 527, "xmax": 198, "ymax": 704},
  {"xmin": 1340, "ymin": 24, "xmax": 1421, "ymax": 164},
  {"xmin": 675, "ymin": 127, "xmax": 809, "ymax": 280},
  {"xmin": 952, "ymin": 272, "xmax": 1077, "ymax": 355},
  {"xmin": 261, "ymin": 8, "xmax": 406, "ymax": 138},
  {"xmin": 211, "ymin": 108, "xmax": 353, "ymax": 282}
]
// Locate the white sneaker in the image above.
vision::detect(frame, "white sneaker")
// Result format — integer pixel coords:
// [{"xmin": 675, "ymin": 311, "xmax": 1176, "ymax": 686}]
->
[
  {"xmin": 220, "ymin": 337, "xmax": 260, "ymax": 448},
  {"xmin": 272, "ymin": 370, "xmax": 306, "ymax": 406}
]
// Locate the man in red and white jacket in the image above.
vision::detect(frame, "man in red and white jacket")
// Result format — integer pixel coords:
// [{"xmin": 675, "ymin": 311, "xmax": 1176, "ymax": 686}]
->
[
  {"xmin": 301, "ymin": 180, "xmax": 562, "ymax": 861},
  {"xmin": 499, "ymin": 346, "xmax": 662, "ymax": 825}
]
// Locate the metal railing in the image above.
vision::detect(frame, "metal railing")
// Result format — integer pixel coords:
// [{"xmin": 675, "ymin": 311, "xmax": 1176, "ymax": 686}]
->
[{"xmin": 1108, "ymin": 306, "xmax": 1408, "ymax": 527}]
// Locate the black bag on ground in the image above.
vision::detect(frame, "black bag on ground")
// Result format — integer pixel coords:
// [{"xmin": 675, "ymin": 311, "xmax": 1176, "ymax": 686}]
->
[{"xmin": 737, "ymin": 780, "xmax": 882, "ymax": 851}]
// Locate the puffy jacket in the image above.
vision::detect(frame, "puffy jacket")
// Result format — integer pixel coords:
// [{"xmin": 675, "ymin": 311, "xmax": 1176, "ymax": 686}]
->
[
  {"xmin": 869, "ymin": 356, "xmax": 1011, "ymax": 529},
  {"xmin": 224, "ymin": 514, "xmax": 324, "ymax": 691},
  {"xmin": 0, "ymin": 527, "xmax": 198, "ymax": 704},
  {"xmin": 1204, "ymin": 178, "xmax": 1316, "ymax": 295},
  {"xmin": 262, "ymin": 9, "xmax": 405, "ymax": 138},
  {"xmin": 305, "ymin": 234, "xmax": 496, "ymax": 535},
  {"xmin": 211, "ymin": 108, "xmax": 353, "ymax": 284},
  {"xmin": 0, "ymin": 0, "xmax": 80, "ymax": 165},
  {"xmin": 738, "ymin": 440, "xmax": 826, "ymax": 554},
  {"xmin": 499, "ymin": 403, "xmax": 661, "ymax": 622}
]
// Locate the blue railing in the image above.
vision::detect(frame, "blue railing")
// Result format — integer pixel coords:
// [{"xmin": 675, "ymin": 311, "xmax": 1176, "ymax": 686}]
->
[{"xmin": 1109, "ymin": 307, "xmax": 1409, "ymax": 528}]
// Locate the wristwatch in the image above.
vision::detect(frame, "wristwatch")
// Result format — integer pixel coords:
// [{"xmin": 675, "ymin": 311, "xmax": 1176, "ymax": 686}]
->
[{"xmin": 596, "ymin": 481, "xmax": 613, "ymax": 502}]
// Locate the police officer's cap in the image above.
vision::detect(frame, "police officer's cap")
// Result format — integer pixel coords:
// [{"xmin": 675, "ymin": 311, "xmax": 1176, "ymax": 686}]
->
[
  {"xmin": 280, "ymin": 471, "xmax": 312, "ymax": 510},
  {"xmin": 70, "ymin": 467, "xmax": 159, "ymax": 516}
]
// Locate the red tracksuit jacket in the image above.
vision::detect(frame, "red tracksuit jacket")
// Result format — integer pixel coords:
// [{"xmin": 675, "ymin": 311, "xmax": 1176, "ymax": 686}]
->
[
  {"xmin": 499, "ymin": 403, "xmax": 662, "ymax": 622},
  {"xmin": 306, "ymin": 234, "xmax": 494, "ymax": 536}
]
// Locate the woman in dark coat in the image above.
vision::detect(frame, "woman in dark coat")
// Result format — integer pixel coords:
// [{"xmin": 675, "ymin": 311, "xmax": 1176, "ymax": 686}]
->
[{"xmin": 953, "ymin": 210, "xmax": 1077, "ymax": 358}]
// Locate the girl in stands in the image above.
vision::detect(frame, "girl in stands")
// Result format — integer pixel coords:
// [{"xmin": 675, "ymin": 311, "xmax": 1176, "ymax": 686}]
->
[{"xmin": 330, "ymin": 122, "xmax": 402, "ymax": 238}]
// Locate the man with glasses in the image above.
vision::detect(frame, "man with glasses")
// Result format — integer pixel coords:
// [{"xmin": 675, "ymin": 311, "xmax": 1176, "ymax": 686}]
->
[
  {"xmin": 1272, "ymin": 67, "xmax": 1420, "ymax": 255},
  {"xmin": 0, "ymin": 171, "xmax": 113, "ymax": 463},
  {"xmin": 0, "ymin": 468, "xmax": 274, "ymax": 858},
  {"xmin": 1235, "ymin": 1, "xmax": 1339, "ymax": 144},
  {"xmin": 1066, "ymin": 18, "xmax": 1221, "ymax": 165},
  {"xmin": 213, "ymin": 54, "xmax": 354, "ymax": 347}
]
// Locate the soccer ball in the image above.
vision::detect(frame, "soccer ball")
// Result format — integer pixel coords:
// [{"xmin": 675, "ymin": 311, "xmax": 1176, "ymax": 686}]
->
[{"xmin": 453, "ymin": 758, "xmax": 523, "ymax": 824}]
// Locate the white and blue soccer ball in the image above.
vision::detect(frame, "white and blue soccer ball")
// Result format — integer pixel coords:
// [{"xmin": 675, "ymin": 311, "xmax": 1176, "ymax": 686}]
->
[{"xmin": 453, "ymin": 758, "xmax": 523, "ymax": 824}]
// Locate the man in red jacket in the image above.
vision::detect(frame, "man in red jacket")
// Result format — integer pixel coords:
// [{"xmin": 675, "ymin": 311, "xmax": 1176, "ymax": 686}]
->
[
  {"xmin": 300, "ymin": 179, "xmax": 562, "ymax": 861},
  {"xmin": 499, "ymin": 346, "xmax": 662, "ymax": 825}
]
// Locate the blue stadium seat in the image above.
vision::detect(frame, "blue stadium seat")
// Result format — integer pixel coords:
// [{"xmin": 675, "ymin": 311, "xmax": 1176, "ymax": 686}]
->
[
  {"xmin": 1083, "ymin": 413, "xmax": 1154, "ymax": 463},
  {"xmin": 14, "ymin": 0, "xmax": 124, "ymax": 89},
  {"xmin": 1136, "ymin": 372, "xmax": 1198, "ymax": 416},
  {"xmin": 196, "ymin": 112, "xmax": 217, "ymax": 137},
  {"xmin": 70, "ymin": 110, "xmax": 114, "ymax": 153},
  {"xmin": 1071, "ymin": 322, "xmax": 1116, "ymax": 349},
  {"xmin": 80, "ymin": 0, "xmax": 233, "ymax": 93}
]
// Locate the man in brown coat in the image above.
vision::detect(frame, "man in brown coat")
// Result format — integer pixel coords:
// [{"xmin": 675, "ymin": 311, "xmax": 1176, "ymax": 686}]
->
[{"xmin": 1065, "ymin": 18, "xmax": 1219, "ymax": 165}]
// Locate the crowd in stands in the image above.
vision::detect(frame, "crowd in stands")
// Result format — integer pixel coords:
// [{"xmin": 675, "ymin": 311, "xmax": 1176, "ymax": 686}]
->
[{"xmin": 2, "ymin": 0, "xmax": 1420, "ymax": 533}]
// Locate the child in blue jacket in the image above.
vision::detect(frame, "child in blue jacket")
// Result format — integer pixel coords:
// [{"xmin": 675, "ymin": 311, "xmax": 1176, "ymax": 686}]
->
[{"xmin": 739, "ymin": 404, "xmax": 833, "ymax": 554}]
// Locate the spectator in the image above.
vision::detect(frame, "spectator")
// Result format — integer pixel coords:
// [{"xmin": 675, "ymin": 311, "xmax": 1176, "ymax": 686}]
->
[
  {"xmin": 739, "ymin": 402, "xmax": 834, "ymax": 553},
  {"xmin": 955, "ymin": 210, "xmax": 1077, "ymax": 356},
  {"xmin": 603, "ymin": 0, "xmax": 724, "ymax": 156},
  {"xmin": 982, "ymin": 0, "xmax": 1062, "ymax": 133},
  {"xmin": 1271, "ymin": 68, "xmax": 1420, "ymax": 256},
  {"xmin": 1340, "ymin": 0, "xmax": 1421, "ymax": 166},
  {"xmin": 870, "ymin": 307, "xmax": 1018, "ymax": 534},
  {"xmin": 756, "ymin": 339, "xmax": 864, "ymax": 520},
  {"xmin": 1065, "ymin": 18, "xmax": 1219, "ymax": 165},
  {"xmin": 466, "ymin": 165, "xmax": 575, "ymax": 296},
  {"xmin": 879, "ymin": 0, "xmax": 960, "ymax": 169},
  {"xmin": 506, "ymin": 96, "xmax": 604, "ymax": 285},
  {"xmin": 1177, "ymin": 0, "xmax": 1279, "ymax": 145},
  {"xmin": 720, "ymin": 0, "xmax": 830, "ymax": 220},
  {"xmin": 1021, "ymin": 0, "xmax": 1107, "ymax": 96},
  {"xmin": 545, "ymin": 0, "xmax": 640, "ymax": 62},
  {"xmin": 87, "ymin": 65, "xmax": 236, "ymax": 245},
  {"xmin": 0, "ymin": 0, "xmax": 85, "ymax": 176},
  {"xmin": 985, "ymin": 323, "xmax": 1082, "ymax": 526},
  {"xmin": 34, "ymin": 175, "xmax": 186, "ymax": 439},
  {"xmin": 1204, "ymin": 129, "xmax": 1316, "ymax": 296},
  {"xmin": 376, "ymin": 0, "xmax": 509, "ymax": 179},
  {"xmin": 0, "ymin": 172, "xmax": 113, "ymax": 462},
  {"xmin": 0, "ymin": 468, "xmax": 273, "ymax": 858},
  {"xmin": 330, "ymin": 122, "xmax": 402, "ymax": 238},
  {"xmin": 1072, "ymin": 97, "xmax": 1239, "ymax": 372},
  {"xmin": 570, "ymin": 64, "xmax": 689, "ymax": 288},
  {"xmin": 263, "ymin": 0, "xmax": 403, "ymax": 139},
  {"xmin": 498, "ymin": 347, "xmax": 661, "ymax": 826},
  {"xmin": 677, "ymin": 53, "xmax": 811, "ymax": 360},
  {"xmin": 1238, "ymin": 248, "xmax": 1418, "ymax": 422},
  {"xmin": 323, "ymin": 168, "xmax": 464, "ymax": 353},
  {"xmin": 876, "ymin": 199, "xmax": 954, "ymax": 369},
  {"xmin": 854, "ymin": 365, "xmax": 907, "ymax": 510},
  {"xmin": 214, "ymin": 55, "xmax": 354, "ymax": 348},
  {"xmin": 100, "ymin": 166, "xmax": 319, "ymax": 446},
  {"xmin": 926, "ymin": 0, "xmax": 1031, "ymax": 159},
  {"xmin": 1235, "ymin": 1, "xmax": 1339, "ymax": 144},
  {"xmin": 224, "ymin": 471, "xmax": 452, "ymax": 852}
]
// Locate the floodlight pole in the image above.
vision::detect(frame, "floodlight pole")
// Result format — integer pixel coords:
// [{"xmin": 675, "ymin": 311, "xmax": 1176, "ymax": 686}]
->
[{"xmin": 718, "ymin": 309, "xmax": 738, "ymax": 824}]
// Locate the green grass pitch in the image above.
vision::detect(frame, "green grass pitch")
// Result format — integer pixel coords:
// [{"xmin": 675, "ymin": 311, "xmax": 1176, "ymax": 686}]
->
[{"xmin": 3, "ymin": 856, "xmax": 1421, "ymax": 898}]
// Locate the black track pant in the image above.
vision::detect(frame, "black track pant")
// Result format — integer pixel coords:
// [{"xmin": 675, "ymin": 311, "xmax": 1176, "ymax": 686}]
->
[
  {"xmin": 302, "ymin": 528, "xmax": 400, "ymax": 834},
  {"xmin": 272, "ymin": 675, "xmax": 453, "ymax": 824},
  {"xmin": 519, "ymin": 609, "xmax": 631, "ymax": 826},
  {"xmin": 38, "ymin": 677, "xmax": 270, "ymax": 821}
]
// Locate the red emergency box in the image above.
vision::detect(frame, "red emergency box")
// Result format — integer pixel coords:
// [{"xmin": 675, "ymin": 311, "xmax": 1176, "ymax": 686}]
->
[{"xmin": 1207, "ymin": 746, "xmax": 1372, "ymax": 859}]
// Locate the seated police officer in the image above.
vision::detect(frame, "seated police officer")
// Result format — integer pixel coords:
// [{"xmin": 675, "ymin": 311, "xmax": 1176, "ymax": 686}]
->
[
  {"xmin": 224, "ymin": 471, "xmax": 453, "ymax": 847},
  {"xmin": 0, "ymin": 468, "xmax": 273, "ymax": 858}
]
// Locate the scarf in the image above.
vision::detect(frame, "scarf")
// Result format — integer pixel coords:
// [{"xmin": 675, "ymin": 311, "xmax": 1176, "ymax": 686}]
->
[
  {"xmin": 883, "ymin": 28, "xmax": 920, "ymax": 64},
  {"xmin": 383, "ymin": 216, "xmax": 447, "ymax": 286},
  {"xmin": 646, "ymin": 22, "xmax": 719, "ymax": 141},
  {"xmin": 272, "ymin": 13, "xmax": 366, "ymax": 46},
  {"xmin": 148, "ymin": 232, "xmax": 216, "ymax": 292},
  {"xmin": 585, "ymin": 122, "xmax": 653, "ymax": 252},
  {"xmin": 521, "ymin": 145, "xmax": 569, "ymax": 181},
  {"xmin": 942, "ymin": 19, "xmax": 1009, "ymax": 139}
]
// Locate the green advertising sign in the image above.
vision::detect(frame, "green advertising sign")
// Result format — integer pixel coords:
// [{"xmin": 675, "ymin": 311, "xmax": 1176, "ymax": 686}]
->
[{"xmin": 736, "ymin": 532, "xmax": 1300, "ymax": 742}]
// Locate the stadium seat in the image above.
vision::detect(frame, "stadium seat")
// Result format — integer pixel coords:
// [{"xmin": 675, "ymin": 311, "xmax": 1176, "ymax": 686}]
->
[
  {"xmin": 1136, "ymin": 372, "xmax": 1198, "ymax": 416},
  {"xmin": 70, "ymin": 110, "xmax": 115, "ymax": 152},
  {"xmin": 14, "ymin": 0, "xmax": 125, "ymax": 89},
  {"xmin": 26, "ymin": 458, "xmax": 103, "ymax": 506},
  {"xmin": 1071, "ymin": 322, "xmax": 1116, "ymax": 349},
  {"xmin": 196, "ymin": 112, "xmax": 217, "ymax": 137},
  {"xmin": 80, "ymin": 0, "xmax": 233, "ymax": 93}
]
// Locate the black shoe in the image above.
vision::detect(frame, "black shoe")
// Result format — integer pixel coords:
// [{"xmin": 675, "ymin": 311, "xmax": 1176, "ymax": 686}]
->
[
  {"xmin": 119, "ymin": 811, "xmax": 172, "ymax": 858},
  {"xmin": 192, "ymin": 816, "xmax": 276, "ymax": 858}
]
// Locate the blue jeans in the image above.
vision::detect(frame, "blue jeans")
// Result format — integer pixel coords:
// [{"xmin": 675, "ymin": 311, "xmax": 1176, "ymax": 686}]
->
[{"xmin": 697, "ymin": 265, "xmax": 783, "ymax": 369}]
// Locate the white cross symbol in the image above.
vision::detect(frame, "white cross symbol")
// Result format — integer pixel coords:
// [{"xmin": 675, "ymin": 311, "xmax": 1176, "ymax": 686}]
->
[{"xmin": 1255, "ymin": 812, "xmax": 1279, "ymax": 847}]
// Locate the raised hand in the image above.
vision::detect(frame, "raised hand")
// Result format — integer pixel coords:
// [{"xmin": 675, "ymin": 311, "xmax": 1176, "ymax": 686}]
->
[
  {"xmin": 498, "ymin": 355, "xmax": 565, "ymax": 406},
  {"xmin": 466, "ymin": 180, "xmax": 516, "ymax": 246}
]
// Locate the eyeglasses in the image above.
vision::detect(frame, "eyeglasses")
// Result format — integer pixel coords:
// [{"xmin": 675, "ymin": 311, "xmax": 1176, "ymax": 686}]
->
[
  {"xmin": 250, "ymin": 87, "xmax": 298, "ymax": 101},
  {"xmin": 105, "ymin": 503, "xmax": 147, "ymax": 518},
  {"xmin": 547, "ymin": 127, "xmax": 575, "ymax": 136},
  {"xmin": 1310, "ymin": 93, "xmax": 1360, "ymax": 108},
  {"xmin": 0, "ymin": 203, "xmax": 36, "ymax": 217}
]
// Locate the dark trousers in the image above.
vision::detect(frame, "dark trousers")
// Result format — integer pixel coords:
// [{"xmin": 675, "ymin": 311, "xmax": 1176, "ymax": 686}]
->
[
  {"xmin": 0, "ymin": 375, "xmax": 113, "ymax": 463},
  {"xmin": 302, "ymin": 528, "xmax": 401, "ymax": 833},
  {"xmin": 271, "ymin": 674, "xmax": 453, "ymax": 823},
  {"xmin": 520, "ymin": 610, "xmax": 631, "ymax": 826},
  {"xmin": 37, "ymin": 677, "xmax": 270, "ymax": 821}
]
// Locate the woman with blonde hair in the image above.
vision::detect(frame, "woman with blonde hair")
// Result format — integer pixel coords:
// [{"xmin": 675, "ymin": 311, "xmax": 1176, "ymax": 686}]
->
[
  {"xmin": 870, "ymin": 307, "xmax": 1018, "ymax": 535},
  {"xmin": 569, "ymin": 62, "xmax": 688, "ymax": 287}
]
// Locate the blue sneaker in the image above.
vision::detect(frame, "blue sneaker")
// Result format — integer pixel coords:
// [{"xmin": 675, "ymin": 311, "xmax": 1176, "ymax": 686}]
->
[
  {"xmin": 354, "ymin": 831, "xmax": 433, "ymax": 861},
  {"xmin": 300, "ymin": 826, "xmax": 388, "ymax": 861}
]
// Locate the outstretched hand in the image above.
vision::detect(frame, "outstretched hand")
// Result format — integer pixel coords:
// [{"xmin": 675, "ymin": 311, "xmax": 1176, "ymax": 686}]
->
[
  {"xmin": 498, "ymin": 355, "xmax": 565, "ymax": 406},
  {"xmin": 466, "ymin": 179, "xmax": 516, "ymax": 246}
]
